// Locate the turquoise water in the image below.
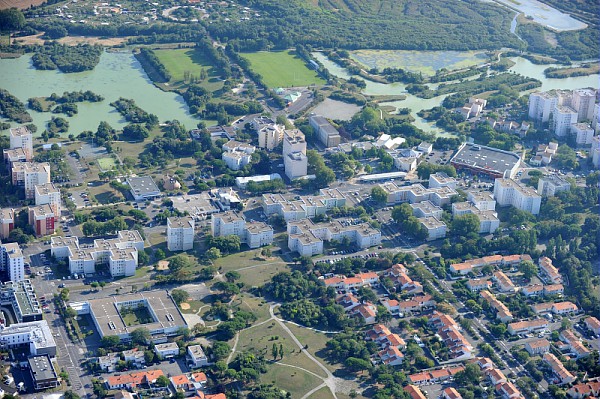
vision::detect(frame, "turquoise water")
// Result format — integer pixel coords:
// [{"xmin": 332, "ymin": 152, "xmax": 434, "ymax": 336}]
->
[{"xmin": 0, "ymin": 51, "xmax": 201, "ymax": 136}]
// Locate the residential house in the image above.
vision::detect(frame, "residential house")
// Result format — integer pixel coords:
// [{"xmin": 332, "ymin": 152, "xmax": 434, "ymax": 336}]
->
[
  {"xmin": 524, "ymin": 339, "xmax": 551, "ymax": 356},
  {"xmin": 543, "ymin": 353, "xmax": 576, "ymax": 385},
  {"xmin": 567, "ymin": 382, "xmax": 600, "ymax": 399},
  {"xmin": 584, "ymin": 316, "xmax": 600, "ymax": 336},
  {"xmin": 188, "ymin": 345, "xmax": 209, "ymax": 368},
  {"xmin": 508, "ymin": 319, "xmax": 549, "ymax": 335}
]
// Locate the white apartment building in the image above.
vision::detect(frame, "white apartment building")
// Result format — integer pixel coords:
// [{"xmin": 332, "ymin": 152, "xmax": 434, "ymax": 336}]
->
[
  {"xmin": 571, "ymin": 123, "xmax": 595, "ymax": 146},
  {"xmin": 154, "ymin": 342, "xmax": 179, "ymax": 358},
  {"xmin": 287, "ymin": 219, "xmax": 381, "ymax": 256},
  {"xmin": 529, "ymin": 91, "xmax": 561, "ymax": 123},
  {"xmin": 494, "ymin": 178, "xmax": 541, "ymax": 215},
  {"xmin": 284, "ymin": 152, "xmax": 308, "ymax": 179},
  {"xmin": 537, "ymin": 176, "xmax": 571, "ymax": 197},
  {"xmin": 283, "ymin": 129, "xmax": 308, "ymax": 180},
  {"xmin": 410, "ymin": 201, "xmax": 443, "ymax": 219},
  {"xmin": 12, "ymin": 162, "xmax": 51, "ymax": 199},
  {"xmin": 282, "ymin": 129, "xmax": 306, "ymax": 155},
  {"xmin": 418, "ymin": 216, "xmax": 446, "ymax": 241},
  {"xmin": 187, "ymin": 344, "xmax": 209, "ymax": 368},
  {"xmin": 34, "ymin": 182, "xmax": 61, "ymax": 212},
  {"xmin": 9, "ymin": 126, "xmax": 33, "ymax": 160},
  {"xmin": 222, "ymin": 151, "xmax": 252, "ymax": 171},
  {"xmin": 593, "ymin": 103, "xmax": 600, "ymax": 133},
  {"xmin": 211, "ymin": 211, "xmax": 246, "ymax": 239},
  {"xmin": 552, "ymin": 105, "xmax": 578, "ymax": 137},
  {"xmin": 592, "ymin": 136, "xmax": 600, "ymax": 169},
  {"xmin": 377, "ymin": 182, "xmax": 458, "ymax": 207},
  {"xmin": 245, "ymin": 222, "xmax": 274, "ymax": 249},
  {"xmin": 0, "ymin": 208, "xmax": 14, "ymax": 240},
  {"xmin": 210, "ymin": 211, "xmax": 274, "ymax": 248},
  {"xmin": 3, "ymin": 148, "xmax": 27, "ymax": 168},
  {"xmin": 222, "ymin": 140, "xmax": 255, "ymax": 171},
  {"xmin": 252, "ymin": 117, "xmax": 284, "ymax": 150},
  {"xmin": 262, "ymin": 189, "xmax": 347, "ymax": 221},
  {"xmin": 0, "ymin": 320, "xmax": 56, "ymax": 357},
  {"xmin": 167, "ymin": 217, "xmax": 195, "ymax": 252},
  {"xmin": 467, "ymin": 191, "xmax": 496, "ymax": 211},
  {"xmin": 429, "ymin": 172, "xmax": 457, "ymax": 189},
  {"xmin": 0, "ymin": 243, "xmax": 25, "ymax": 282},
  {"xmin": 572, "ymin": 88, "xmax": 596, "ymax": 122},
  {"xmin": 51, "ymin": 230, "xmax": 143, "ymax": 277}
]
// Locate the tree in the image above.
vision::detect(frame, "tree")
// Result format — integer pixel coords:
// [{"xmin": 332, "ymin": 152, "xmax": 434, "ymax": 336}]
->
[
  {"xmin": 122, "ymin": 124, "xmax": 149, "ymax": 140},
  {"xmin": 371, "ymin": 186, "xmax": 388, "ymax": 204},
  {"xmin": 0, "ymin": 8, "xmax": 25, "ymax": 44},
  {"xmin": 519, "ymin": 261, "xmax": 538, "ymax": 282},
  {"xmin": 63, "ymin": 391, "xmax": 80, "ymax": 399},
  {"xmin": 345, "ymin": 357, "xmax": 371, "ymax": 373},
  {"xmin": 130, "ymin": 327, "xmax": 150, "ymax": 345},
  {"xmin": 169, "ymin": 255, "xmax": 193, "ymax": 272},
  {"xmin": 171, "ymin": 289, "xmax": 189, "ymax": 305},
  {"xmin": 225, "ymin": 271, "xmax": 241, "ymax": 282},
  {"xmin": 454, "ymin": 363, "xmax": 482, "ymax": 386},
  {"xmin": 144, "ymin": 350, "xmax": 155, "ymax": 364},
  {"xmin": 451, "ymin": 214, "xmax": 480, "ymax": 237},
  {"xmin": 100, "ymin": 335, "xmax": 120, "ymax": 349},
  {"xmin": 272, "ymin": 343, "xmax": 278, "ymax": 360},
  {"xmin": 278, "ymin": 343, "xmax": 284, "ymax": 359},
  {"xmin": 392, "ymin": 203, "xmax": 412, "ymax": 223},
  {"xmin": 212, "ymin": 342, "xmax": 231, "ymax": 360},
  {"xmin": 206, "ymin": 247, "xmax": 222, "ymax": 261},
  {"xmin": 155, "ymin": 375, "xmax": 170, "ymax": 387}
]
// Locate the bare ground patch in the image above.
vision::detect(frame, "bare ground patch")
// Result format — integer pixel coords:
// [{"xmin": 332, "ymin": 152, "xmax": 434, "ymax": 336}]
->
[
  {"xmin": 0, "ymin": 0, "xmax": 45, "ymax": 9},
  {"xmin": 14, "ymin": 33, "xmax": 129, "ymax": 46}
]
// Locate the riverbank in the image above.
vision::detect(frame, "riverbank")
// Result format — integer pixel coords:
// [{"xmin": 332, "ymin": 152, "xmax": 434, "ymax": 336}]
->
[{"xmin": 544, "ymin": 63, "xmax": 600, "ymax": 78}]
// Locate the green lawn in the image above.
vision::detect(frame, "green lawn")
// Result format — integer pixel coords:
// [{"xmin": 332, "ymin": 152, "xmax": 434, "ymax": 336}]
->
[
  {"xmin": 241, "ymin": 50, "xmax": 326, "ymax": 88},
  {"xmin": 262, "ymin": 365, "xmax": 323, "ymax": 398},
  {"xmin": 153, "ymin": 49, "xmax": 224, "ymax": 92},
  {"xmin": 120, "ymin": 305, "xmax": 154, "ymax": 326},
  {"xmin": 96, "ymin": 157, "xmax": 116, "ymax": 171}
]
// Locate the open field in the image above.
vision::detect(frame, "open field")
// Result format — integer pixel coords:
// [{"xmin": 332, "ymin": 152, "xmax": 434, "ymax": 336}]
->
[
  {"xmin": 153, "ymin": 49, "xmax": 224, "ymax": 92},
  {"xmin": 241, "ymin": 50, "xmax": 326, "ymax": 88},
  {"xmin": 261, "ymin": 365, "xmax": 323, "ymax": 398},
  {"xmin": 350, "ymin": 49, "xmax": 488, "ymax": 76},
  {"xmin": 0, "ymin": 0, "xmax": 45, "ymax": 9},
  {"xmin": 284, "ymin": 323, "xmax": 339, "ymax": 373},
  {"xmin": 97, "ymin": 157, "xmax": 117, "ymax": 171},
  {"xmin": 308, "ymin": 386, "xmax": 337, "ymax": 399},
  {"xmin": 234, "ymin": 321, "xmax": 329, "ymax": 379},
  {"xmin": 13, "ymin": 33, "xmax": 129, "ymax": 46},
  {"xmin": 232, "ymin": 295, "xmax": 271, "ymax": 324}
]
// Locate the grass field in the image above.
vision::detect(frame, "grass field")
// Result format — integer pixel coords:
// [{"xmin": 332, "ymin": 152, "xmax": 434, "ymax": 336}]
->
[
  {"xmin": 97, "ymin": 157, "xmax": 117, "ymax": 171},
  {"xmin": 235, "ymin": 321, "xmax": 328, "ymax": 379},
  {"xmin": 262, "ymin": 365, "xmax": 323, "ymax": 398},
  {"xmin": 285, "ymin": 323, "xmax": 339, "ymax": 373},
  {"xmin": 153, "ymin": 49, "xmax": 224, "ymax": 92},
  {"xmin": 120, "ymin": 306, "xmax": 154, "ymax": 326},
  {"xmin": 307, "ymin": 386, "xmax": 336, "ymax": 399},
  {"xmin": 241, "ymin": 50, "xmax": 326, "ymax": 88}
]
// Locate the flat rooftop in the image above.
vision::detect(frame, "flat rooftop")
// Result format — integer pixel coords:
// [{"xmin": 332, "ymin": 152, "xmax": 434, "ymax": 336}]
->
[
  {"xmin": 172, "ymin": 193, "xmax": 219, "ymax": 217},
  {"xmin": 0, "ymin": 320, "xmax": 55, "ymax": 350},
  {"xmin": 126, "ymin": 176, "xmax": 160, "ymax": 196},
  {"xmin": 28, "ymin": 355, "xmax": 57, "ymax": 381},
  {"xmin": 87, "ymin": 291, "xmax": 187, "ymax": 338},
  {"xmin": 451, "ymin": 143, "xmax": 521, "ymax": 177}
]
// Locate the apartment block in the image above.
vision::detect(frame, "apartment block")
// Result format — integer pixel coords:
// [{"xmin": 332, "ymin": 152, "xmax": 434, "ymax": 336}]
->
[
  {"xmin": 222, "ymin": 140, "xmax": 255, "ymax": 171},
  {"xmin": 411, "ymin": 201, "xmax": 443, "ymax": 219},
  {"xmin": 262, "ymin": 189, "xmax": 346, "ymax": 221},
  {"xmin": 528, "ymin": 91, "xmax": 561, "ymax": 123},
  {"xmin": 309, "ymin": 114, "xmax": 341, "ymax": 148},
  {"xmin": 571, "ymin": 123, "xmax": 595, "ymax": 146},
  {"xmin": 480, "ymin": 290, "xmax": 513, "ymax": 322},
  {"xmin": 539, "ymin": 257, "xmax": 562, "ymax": 284},
  {"xmin": 537, "ymin": 175, "xmax": 571, "ymax": 197},
  {"xmin": 3, "ymin": 148, "xmax": 28, "ymax": 168},
  {"xmin": 167, "ymin": 216, "xmax": 195, "ymax": 251},
  {"xmin": 51, "ymin": 230, "xmax": 143, "ymax": 277},
  {"xmin": 287, "ymin": 218, "xmax": 381, "ymax": 256},
  {"xmin": 34, "ymin": 182, "xmax": 61, "ymax": 215},
  {"xmin": 429, "ymin": 172, "xmax": 457, "ymax": 189},
  {"xmin": 0, "ymin": 242, "xmax": 25, "ymax": 281},
  {"xmin": 377, "ymin": 182, "xmax": 457, "ymax": 207},
  {"xmin": 494, "ymin": 178, "xmax": 541, "ymax": 215},
  {"xmin": 543, "ymin": 353, "xmax": 576, "ymax": 385},
  {"xmin": 572, "ymin": 88, "xmax": 596, "ymax": 122},
  {"xmin": 9, "ymin": 126, "xmax": 33, "ymax": 160},
  {"xmin": 28, "ymin": 204, "xmax": 57, "ymax": 237},
  {"xmin": 12, "ymin": 162, "xmax": 51, "ymax": 199},
  {"xmin": 552, "ymin": 105, "xmax": 578, "ymax": 137},
  {"xmin": 0, "ymin": 208, "xmax": 15, "ymax": 240},
  {"xmin": 418, "ymin": 216, "xmax": 446, "ymax": 241},
  {"xmin": 210, "ymin": 211, "xmax": 273, "ymax": 249}
]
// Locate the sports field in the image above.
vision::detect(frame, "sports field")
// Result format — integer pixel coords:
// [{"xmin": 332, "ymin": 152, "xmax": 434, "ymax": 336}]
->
[
  {"xmin": 241, "ymin": 50, "xmax": 326, "ymax": 88},
  {"xmin": 97, "ymin": 157, "xmax": 116, "ymax": 171},
  {"xmin": 153, "ymin": 49, "xmax": 223, "ymax": 92}
]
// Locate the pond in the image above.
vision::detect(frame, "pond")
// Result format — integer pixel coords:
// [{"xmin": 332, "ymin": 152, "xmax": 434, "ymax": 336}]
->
[
  {"xmin": 313, "ymin": 51, "xmax": 599, "ymax": 136},
  {"xmin": 491, "ymin": 0, "xmax": 587, "ymax": 31},
  {"xmin": 0, "ymin": 51, "xmax": 201, "ymax": 137},
  {"xmin": 350, "ymin": 49, "xmax": 489, "ymax": 76}
]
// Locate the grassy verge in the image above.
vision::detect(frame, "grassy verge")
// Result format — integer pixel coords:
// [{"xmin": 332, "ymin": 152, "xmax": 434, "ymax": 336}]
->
[
  {"xmin": 234, "ymin": 321, "xmax": 329, "ymax": 379},
  {"xmin": 241, "ymin": 50, "xmax": 326, "ymax": 88}
]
